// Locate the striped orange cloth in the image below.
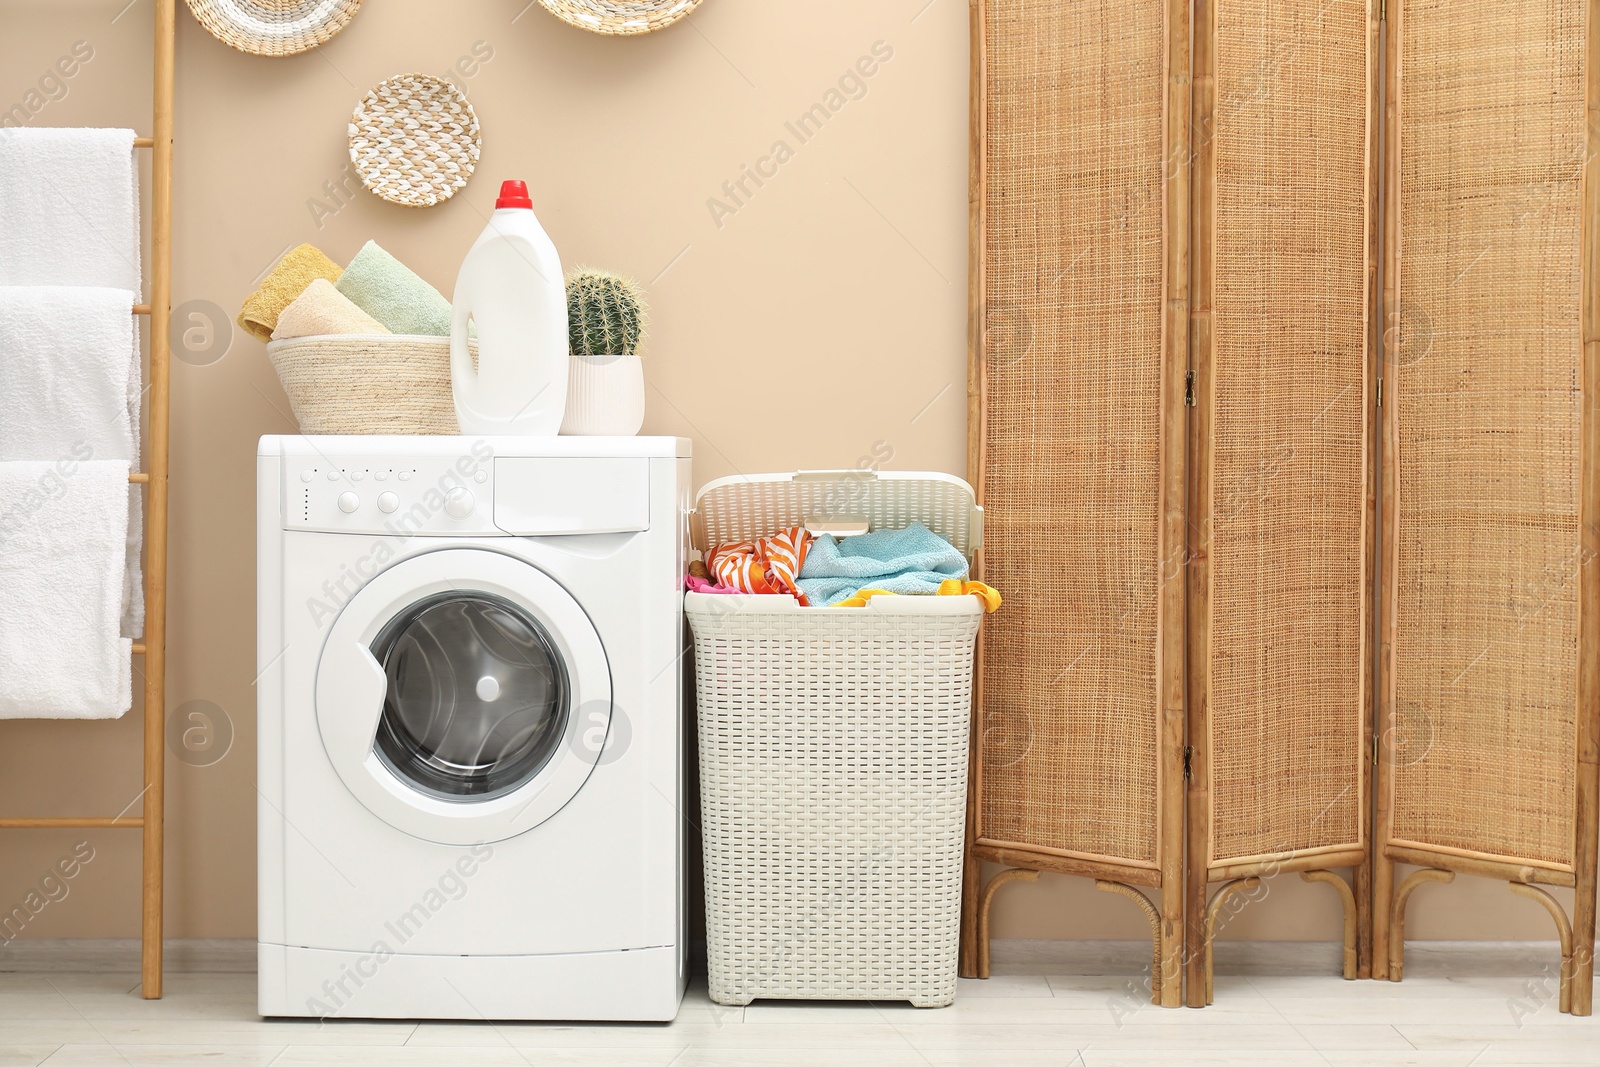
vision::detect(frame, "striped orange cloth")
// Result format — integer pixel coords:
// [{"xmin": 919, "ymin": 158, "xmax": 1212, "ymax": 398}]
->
[{"xmin": 707, "ymin": 527, "xmax": 812, "ymax": 604}]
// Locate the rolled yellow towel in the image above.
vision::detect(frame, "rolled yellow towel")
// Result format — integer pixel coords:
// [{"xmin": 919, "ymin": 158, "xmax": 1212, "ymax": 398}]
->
[
  {"xmin": 237, "ymin": 244, "xmax": 342, "ymax": 343},
  {"xmin": 271, "ymin": 279, "xmax": 390, "ymax": 341}
]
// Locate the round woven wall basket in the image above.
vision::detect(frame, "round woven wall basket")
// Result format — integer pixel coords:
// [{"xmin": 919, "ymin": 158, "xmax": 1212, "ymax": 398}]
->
[
  {"xmin": 538, "ymin": 0, "xmax": 704, "ymax": 36},
  {"xmin": 266, "ymin": 335, "xmax": 464, "ymax": 434},
  {"xmin": 349, "ymin": 73, "xmax": 480, "ymax": 208},
  {"xmin": 185, "ymin": 0, "xmax": 363, "ymax": 57}
]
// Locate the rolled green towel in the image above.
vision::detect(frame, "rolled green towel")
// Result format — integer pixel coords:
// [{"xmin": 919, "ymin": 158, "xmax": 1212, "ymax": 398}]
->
[{"xmin": 334, "ymin": 240, "xmax": 453, "ymax": 336}]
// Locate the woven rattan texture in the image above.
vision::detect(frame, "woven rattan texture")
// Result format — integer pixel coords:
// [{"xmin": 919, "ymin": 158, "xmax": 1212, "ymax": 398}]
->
[
  {"xmin": 267, "ymin": 336, "xmax": 462, "ymax": 434},
  {"xmin": 977, "ymin": 0, "xmax": 1167, "ymax": 866},
  {"xmin": 185, "ymin": 0, "xmax": 362, "ymax": 57},
  {"xmin": 1205, "ymin": 0, "xmax": 1370, "ymax": 864},
  {"xmin": 349, "ymin": 73, "xmax": 480, "ymax": 208},
  {"xmin": 688, "ymin": 605, "xmax": 980, "ymax": 1006},
  {"xmin": 1391, "ymin": 0, "xmax": 1586, "ymax": 867},
  {"xmin": 538, "ymin": 0, "xmax": 702, "ymax": 35}
]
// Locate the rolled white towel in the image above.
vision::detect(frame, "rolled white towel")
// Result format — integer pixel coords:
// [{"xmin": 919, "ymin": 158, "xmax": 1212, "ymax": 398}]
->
[{"xmin": 0, "ymin": 459, "xmax": 133, "ymax": 719}]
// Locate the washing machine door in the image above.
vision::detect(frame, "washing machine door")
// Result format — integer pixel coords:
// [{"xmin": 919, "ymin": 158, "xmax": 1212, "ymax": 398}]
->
[{"xmin": 315, "ymin": 548, "xmax": 611, "ymax": 844}]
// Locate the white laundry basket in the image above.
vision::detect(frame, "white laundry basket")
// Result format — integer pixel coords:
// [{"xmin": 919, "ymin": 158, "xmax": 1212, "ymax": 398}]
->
[{"xmin": 686, "ymin": 470, "xmax": 985, "ymax": 1008}]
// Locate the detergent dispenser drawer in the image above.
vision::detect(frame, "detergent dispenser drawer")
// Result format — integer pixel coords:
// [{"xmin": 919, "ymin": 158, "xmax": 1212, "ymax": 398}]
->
[{"xmin": 493, "ymin": 457, "xmax": 650, "ymax": 536}]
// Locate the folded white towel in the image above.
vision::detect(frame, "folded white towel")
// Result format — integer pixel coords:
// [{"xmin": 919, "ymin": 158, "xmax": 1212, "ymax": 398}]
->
[
  {"xmin": 0, "ymin": 286, "xmax": 143, "ymax": 636},
  {"xmin": 0, "ymin": 460, "xmax": 133, "ymax": 719},
  {"xmin": 0, "ymin": 128, "xmax": 140, "ymax": 292},
  {"xmin": 0, "ymin": 287, "xmax": 138, "ymax": 460}
]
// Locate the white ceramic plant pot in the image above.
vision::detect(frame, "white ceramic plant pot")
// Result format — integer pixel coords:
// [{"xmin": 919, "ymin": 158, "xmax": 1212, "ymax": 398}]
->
[{"xmin": 560, "ymin": 354, "xmax": 645, "ymax": 436}]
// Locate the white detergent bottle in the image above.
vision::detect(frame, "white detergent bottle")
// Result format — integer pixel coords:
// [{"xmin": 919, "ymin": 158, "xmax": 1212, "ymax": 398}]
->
[{"xmin": 450, "ymin": 179, "xmax": 569, "ymax": 435}]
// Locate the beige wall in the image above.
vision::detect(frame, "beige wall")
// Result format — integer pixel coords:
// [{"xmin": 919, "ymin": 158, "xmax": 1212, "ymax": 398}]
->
[{"xmin": 0, "ymin": 0, "xmax": 1568, "ymax": 947}]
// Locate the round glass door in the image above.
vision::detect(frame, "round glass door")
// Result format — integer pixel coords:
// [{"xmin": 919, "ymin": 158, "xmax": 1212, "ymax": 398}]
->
[
  {"xmin": 370, "ymin": 592, "xmax": 569, "ymax": 801},
  {"xmin": 316, "ymin": 547, "xmax": 611, "ymax": 844}
]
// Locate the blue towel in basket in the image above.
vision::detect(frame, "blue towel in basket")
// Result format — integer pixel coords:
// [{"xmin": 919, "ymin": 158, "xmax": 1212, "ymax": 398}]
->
[{"xmin": 795, "ymin": 522, "xmax": 968, "ymax": 607}]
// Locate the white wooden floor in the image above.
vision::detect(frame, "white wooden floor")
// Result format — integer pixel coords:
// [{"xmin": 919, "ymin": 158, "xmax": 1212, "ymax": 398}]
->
[{"xmin": 0, "ymin": 942, "xmax": 1595, "ymax": 1066}]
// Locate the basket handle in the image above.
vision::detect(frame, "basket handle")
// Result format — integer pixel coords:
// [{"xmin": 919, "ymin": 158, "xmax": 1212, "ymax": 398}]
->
[
  {"xmin": 449, "ymin": 296, "xmax": 477, "ymax": 400},
  {"xmin": 792, "ymin": 469, "xmax": 880, "ymax": 482},
  {"xmin": 804, "ymin": 517, "xmax": 870, "ymax": 538}
]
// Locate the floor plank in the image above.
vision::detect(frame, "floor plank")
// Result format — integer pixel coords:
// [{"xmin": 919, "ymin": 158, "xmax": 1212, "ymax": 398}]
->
[{"xmin": 0, "ymin": 941, "xmax": 1591, "ymax": 1064}]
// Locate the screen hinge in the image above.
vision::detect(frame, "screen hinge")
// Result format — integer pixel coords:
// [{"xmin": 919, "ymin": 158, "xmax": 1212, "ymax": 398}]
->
[
  {"xmin": 1377, "ymin": 376, "xmax": 1383, "ymax": 407},
  {"xmin": 1371, "ymin": 733, "xmax": 1381, "ymax": 765},
  {"xmin": 1184, "ymin": 370, "xmax": 1196, "ymax": 408},
  {"xmin": 1183, "ymin": 745, "xmax": 1194, "ymax": 781}
]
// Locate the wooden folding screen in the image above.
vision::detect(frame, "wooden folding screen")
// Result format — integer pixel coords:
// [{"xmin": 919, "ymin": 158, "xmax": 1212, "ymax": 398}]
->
[
  {"xmin": 1185, "ymin": 0, "xmax": 1379, "ymax": 1005},
  {"xmin": 961, "ymin": 0, "xmax": 1192, "ymax": 1007},
  {"xmin": 968, "ymin": 0, "xmax": 1600, "ymax": 1015},
  {"xmin": 1375, "ymin": 0, "xmax": 1600, "ymax": 1017}
]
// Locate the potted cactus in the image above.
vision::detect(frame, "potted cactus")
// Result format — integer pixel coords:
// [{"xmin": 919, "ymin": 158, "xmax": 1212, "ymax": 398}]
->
[{"xmin": 560, "ymin": 268, "xmax": 647, "ymax": 435}]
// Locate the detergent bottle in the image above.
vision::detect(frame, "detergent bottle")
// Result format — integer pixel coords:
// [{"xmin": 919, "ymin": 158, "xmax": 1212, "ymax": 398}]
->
[{"xmin": 450, "ymin": 179, "xmax": 569, "ymax": 435}]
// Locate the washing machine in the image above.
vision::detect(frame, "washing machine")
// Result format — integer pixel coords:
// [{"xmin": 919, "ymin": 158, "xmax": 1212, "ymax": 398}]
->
[{"xmin": 256, "ymin": 435, "xmax": 691, "ymax": 1021}]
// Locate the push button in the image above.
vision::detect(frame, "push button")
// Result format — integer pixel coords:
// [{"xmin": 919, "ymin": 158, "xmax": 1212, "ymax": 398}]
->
[
  {"xmin": 377, "ymin": 492, "xmax": 399, "ymax": 514},
  {"xmin": 338, "ymin": 491, "xmax": 360, "ymax": 514}
]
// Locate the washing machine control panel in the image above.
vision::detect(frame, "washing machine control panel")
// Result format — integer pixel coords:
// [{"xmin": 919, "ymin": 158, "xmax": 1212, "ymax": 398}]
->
[{"xmin": 285, "ymin": 445, "xmax": 501, "ymax": 535}]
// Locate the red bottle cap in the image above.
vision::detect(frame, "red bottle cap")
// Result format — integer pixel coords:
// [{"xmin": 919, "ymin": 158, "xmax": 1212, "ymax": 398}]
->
[{"xmin": 495, "ymin": 180, "xmax": 533, "ymax": 210}]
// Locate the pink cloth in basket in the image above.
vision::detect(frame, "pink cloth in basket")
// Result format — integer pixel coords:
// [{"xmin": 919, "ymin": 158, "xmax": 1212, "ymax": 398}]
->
[{"xmin": 686, "ymin": 575, "xmax": 739, "ymax": 595}]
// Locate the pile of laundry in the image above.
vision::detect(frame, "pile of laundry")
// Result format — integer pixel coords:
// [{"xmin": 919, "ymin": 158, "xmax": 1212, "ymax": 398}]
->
[{"xmin": 687, "ymin": 522, "xmax": 1000, "ymax": 611}]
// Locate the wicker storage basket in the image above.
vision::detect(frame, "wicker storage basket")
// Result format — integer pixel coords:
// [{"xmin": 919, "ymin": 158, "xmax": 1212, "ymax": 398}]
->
[
  {"xmin": 686, "ymin": 471, "xmax": 985, "ymax": 1008},
  {"xmin": 265, "ymin": 334, "xmax": 463, "ymax": 434}
]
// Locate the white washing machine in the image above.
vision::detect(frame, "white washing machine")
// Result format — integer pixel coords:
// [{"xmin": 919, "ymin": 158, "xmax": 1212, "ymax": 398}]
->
[{"xmin": 256, "ymin": 435, "xmax": 690, "ymax": 1021}]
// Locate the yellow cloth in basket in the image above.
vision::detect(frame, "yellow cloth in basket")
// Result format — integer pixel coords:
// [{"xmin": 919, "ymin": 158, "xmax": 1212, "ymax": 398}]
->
[
  {"xmin": 237, "ymin": 243, "xmax": 342, "ymax": 342},
  {"xmin": 835, "ymin": 580, "xmax": 1001, "ymax": 612}
]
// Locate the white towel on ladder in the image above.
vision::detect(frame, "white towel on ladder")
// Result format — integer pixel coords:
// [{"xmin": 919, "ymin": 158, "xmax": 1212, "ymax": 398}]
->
[
  {"xmin": 0, "ymin": 460, "xmax": 133, "ymax": 719},
  {"xmin": 0, "ymin": 128, "xmax": 140, "ymax": 292},
  {"xmin": 0, "ymin": 286, "xmax": 143, "ymax": 637}
]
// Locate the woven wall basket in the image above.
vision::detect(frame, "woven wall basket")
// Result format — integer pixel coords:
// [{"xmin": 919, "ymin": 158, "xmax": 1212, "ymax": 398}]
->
[
  {"xmin": 265, "ymin": 335, "xmax": 464, "ymax": 434},
  {"xmin": 348, "ymin": 73, "xmax": 480, "ymax": 208},
  {"xmin": 538, "ymin": 0, "xmax": 703, "ymax": 36},
  {"xmin": 185, "ymin": 0, "xmax": 363, "ymax": 57}
]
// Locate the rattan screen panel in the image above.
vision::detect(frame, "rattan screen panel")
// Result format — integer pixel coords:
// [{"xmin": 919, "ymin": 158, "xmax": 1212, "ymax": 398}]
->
[
  {"xmin": 977, "ymin": 0, "xmax": 1169, "ymax": 868},
  {"xmin": 1389, "ymin": 0, "xmax": 1586, "ymax": 869},
  {"xmin": 1199, "ymin": 0, "xmax": 1373, "ymax": 867}
]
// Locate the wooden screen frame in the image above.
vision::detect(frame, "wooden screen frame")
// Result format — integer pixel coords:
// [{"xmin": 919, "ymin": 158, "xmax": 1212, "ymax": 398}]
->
[
  {"xmin": 1372, "ymin": 0, "xmax": 1600, "ymax": 1017},
  {"xmin": 1184, "ymin": 0, "xmax": 1383, "ymax": 1006},
  {"xmin": 960, "ymin": 0, "xmax": 1193, "ymax": 1008}
]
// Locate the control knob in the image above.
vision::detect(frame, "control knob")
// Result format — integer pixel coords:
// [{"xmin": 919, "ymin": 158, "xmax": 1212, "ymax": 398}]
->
[{"xmin": 444, "ymin": 487, "xmax": 475, "ymax": 519}]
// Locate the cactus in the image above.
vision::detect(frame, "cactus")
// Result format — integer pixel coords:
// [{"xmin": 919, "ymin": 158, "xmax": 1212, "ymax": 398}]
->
[{"xmin": 566, "ymin": 269, "xmax": 647, "ymax": 357}]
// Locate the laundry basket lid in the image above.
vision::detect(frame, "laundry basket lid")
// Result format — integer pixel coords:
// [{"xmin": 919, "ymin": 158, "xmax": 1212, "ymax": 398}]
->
[{"xmin": 693, "ymin": 470, "xmax": 982, "ymax": 558}]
